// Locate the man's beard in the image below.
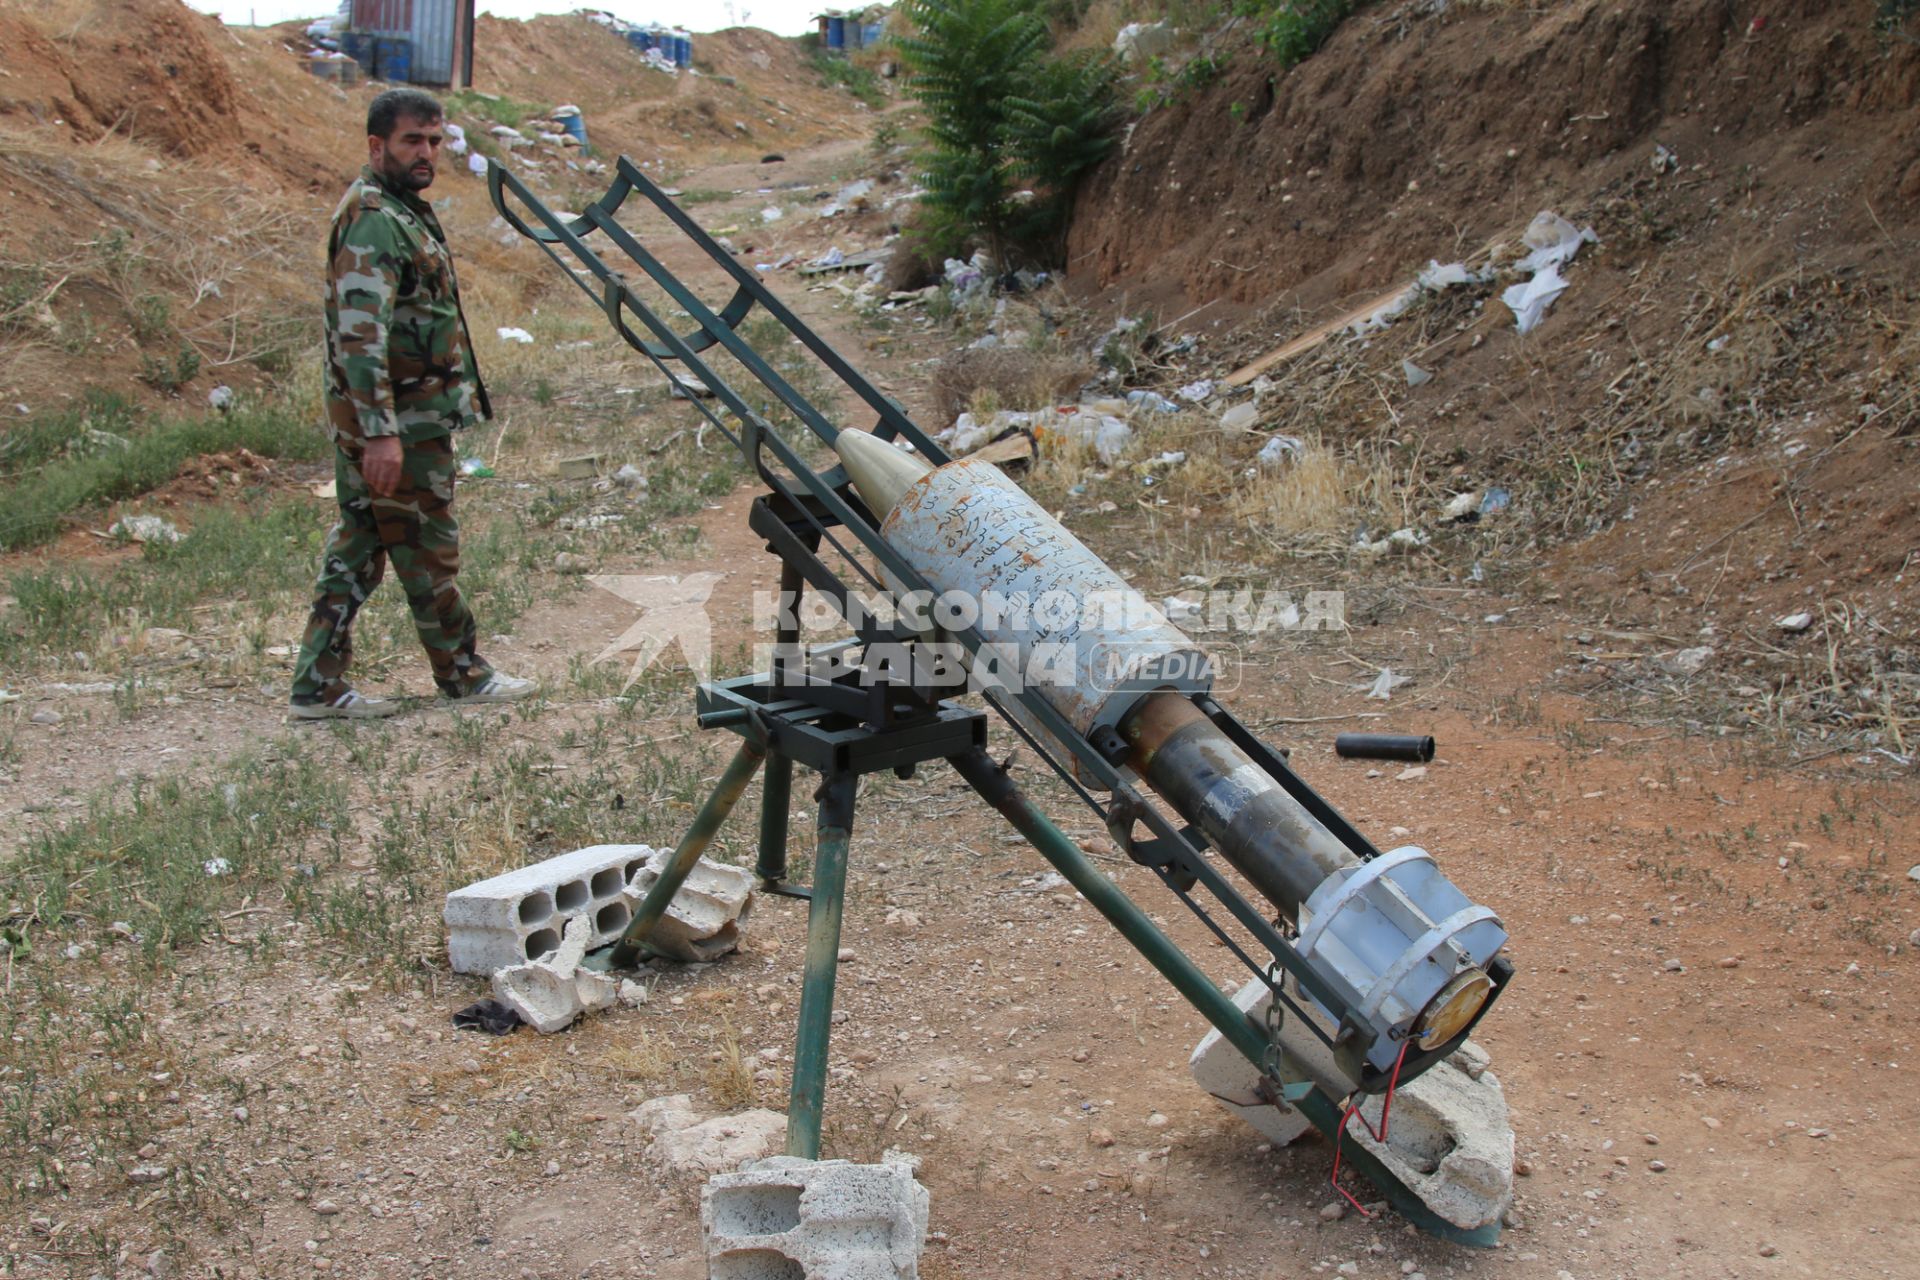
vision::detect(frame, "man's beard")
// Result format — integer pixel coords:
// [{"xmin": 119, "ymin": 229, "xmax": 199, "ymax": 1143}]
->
[{"xmin": 378, "ymin": 151, "xmax": 434, "ymax": 191}]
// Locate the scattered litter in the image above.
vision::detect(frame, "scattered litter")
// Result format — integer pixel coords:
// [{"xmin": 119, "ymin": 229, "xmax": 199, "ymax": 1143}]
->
[
  {"xmin": 496, "ymin": 327, "xmax": 535, "ymax": 344},
  {"xmin": 467, "ymin": 153, "xmax": 488, "ymax": 177},
  {"xmin": 1416, "ymin": 260, "xmax": 1484, "ymax": 291},
  {"xmin": 1175, "ymin": 379, "xmax": 1216, "ymax": 403},
  {"xmin": 202, "ymin": 857, "xmax": 231, "ymax": 877},
  {"xmin": 312, "ymin": 478, "xmax": 337, "ymax": 498},
  {"xmin": 760, "ymin": 206, "xmax": 784, "ymax": 223},
  {"xmin": 1774, "ymin": 612, "xmax": 1814, "ymax": 633},
  {"xmin": 1114, "ymin": 20, "xmax": 1176, "ymax": 63},
  {"xmin": 207, "ymin": 385, "xmax": 234, "ymax": 412},
  {"xmin": 1403, "ymin": 359, "xmax": 1433, "ymax": 387},
  {"xmin": 1219, "ymin": 401, "xmax": 1260, "ymax": 432},
  {"xmin": 458, "ymin": 457, "xmax": 495, "ymax": 478},
  {"xmin": 817, "ymin": 179, "xmax": 875, "ymax": 218},
  {"xmin": 1125, "ymin": 389, "xmax": 1178, "ymax": 415},
  {"xmin": 1651, "ymin": 144, "xmax": 1679, "ymax": 175},
  {"xmin": 1479, "ymin": 487, "xmax": 1511, "ymax": 516},
  {"xmin": 1513, "ymin": 211, "xmax": 1599, "ymax": 273},
  {"xmin": 1163, "ymin": 596, "xmax": 1203, "ymax": 622},
  {"xmin": 670, "ymin": 374, "xmax": 715, "ymax": 399},
  {"xmin": 942, "ymin": 254, "xmax": 990, "ymax": 300},
  {"xmin": 810, "ymin": 246, "xmax": 846, "ymax": 269},
  {"xmin": 108, "ymin": 515, "xmax": 181, "ymax": 545},
  {"xmin": 611, "ymin": 463, "xmax": 648, "ymax": 490},
  {"xmin": 1367, "ymin": 668, "xmax": 1412, "ymax": 700},
  {"xmin": 1502, "ymin": 263, "xmax": 1569, "ymax": 334},
  {"xmin": 1257, "ymin": 435, "xmax": 1304, "ymax": 468},
  {"xmin": 1356, "ymin": 527, "xmax": 1428, "ymax": 556},
  {"xmin": 452, "ymin": 998, "xmax": 524, "ymax": 1036},
  {"xmin": 1443, "ymin": 491, "xmax": 1481, "ymax": 521}
]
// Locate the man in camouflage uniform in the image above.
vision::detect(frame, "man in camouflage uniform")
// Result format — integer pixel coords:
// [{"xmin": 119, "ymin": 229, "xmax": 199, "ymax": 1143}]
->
[{"xmin": 291, "ymin": 88, "xmax": 536, "ymax": 718}]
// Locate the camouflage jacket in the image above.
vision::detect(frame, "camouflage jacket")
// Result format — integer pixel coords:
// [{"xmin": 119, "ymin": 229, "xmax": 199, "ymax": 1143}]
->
[{"xmin": 324, "ymin": 165, "xmax": 491, "ymax": 446}]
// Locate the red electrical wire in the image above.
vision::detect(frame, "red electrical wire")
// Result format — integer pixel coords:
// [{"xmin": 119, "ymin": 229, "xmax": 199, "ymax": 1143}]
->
[{"xmin": 1329, "ymin": 1036, "xmax": 1412, "ymax": 1217}]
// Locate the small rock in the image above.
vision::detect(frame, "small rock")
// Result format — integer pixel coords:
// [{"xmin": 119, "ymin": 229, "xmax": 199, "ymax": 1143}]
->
[
  {"xmin": 617, "ymin": 979, "xmax": 649, "ymax": 1007},
  {"xmin": 1717, "ymin": 956, "xmax": 1740, "ymax": 968},
  {"xmin": 838, "ymin": 948, "xmax": 857, "ymax": 962},
  {"xmin": 1758, "ymin": 1244, "xmax": 1777, "ymax": 1258},
  {"xmin": 30, "ymin": 708, "xmax": 61, "ymax": 725},
  {"xmin": 544, "ymin": 1159, "xmax": 561, "ymax": 1177},
  {"xmin": 1907, "ymin": 865, "xmax": 1920, "ymax": 883},
  {"xmin": 126, "ymin": 1163, "xmax": 170, "ymax": 1184},
  {"xmin": 1317, "ymin": 1201, "xmax": 1345, "ymax": 1222},
  {"xmin": 1648, "ymin": 1159, "xmax": 1667, "ymax": 1172},
  {"xmin": 1701, "ymin": 1115, "xmax": 1721, "ymax": 1129},
  {"xmin": 147, "ymin": 1249, "xmax": 171, "ymax": 1279},
  {"xmin": 1513, "ymin": 1157, "xmax": 1532, "ymax": 1176},
  {"xmin": 610, "ymin": 463, "xmax": 648, "ymax": 490},
  {"xmin": 1643, "ymin": 1133, "xmax": 1659, "ymax": 1145},
  {"xmin": 552, "ymin": 552, "xmax": 592, "ymax": 575},
  {"xmin": 1070, "ymin": 1048, "xmax": 1090, "ymax": 1063},
  {"xmin": 1145, "ymin": 1112, "xmax": 1168, "ymax": 1128},
  {"xmin": 1396, "ymin": 765, "xmax": 1428, "ymax": 782},
  {"xmin": 1662, "ymin": 958, "xmax": 1684, "ymax": 972},
  {"xmin": 312, "ymin": 1199, "xmax": 340, "ymax": 1216},
  {"xmin": 1089, "ymin": 1127, "xmax": 1115, "ymax": 1148},
  {"xmin": 1669, "ymin": 645, "xmax": 1714, "ymax": 675},
  {"xmin": 1773, "ymin": 612, "xmax": 1813, "ymax": 633}
]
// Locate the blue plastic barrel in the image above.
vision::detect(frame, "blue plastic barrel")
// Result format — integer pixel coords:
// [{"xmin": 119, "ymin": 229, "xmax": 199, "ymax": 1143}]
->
[
  {"xmin": 863, "ymin": 22, "xmax": 884, "ymax": 46},
  {"xmin": 626, "ymin": 29, "xmax": 651, "ymax": 52},
  {"xmin": 676, "ymin": 32, "xmax": 693, "ymax": 67},
  {"xmin": 826, "ymin": 17, "xmax": 845, "ymax": 48},
  {"xmin": 374, "ymin": 35, "xmax": 411, "ymax": 83},
  {"xmin": 338, "ymin": 30, "xmax": 375, "ymax": 73},
  {"xmin": 560, "ymin": 114, "xmax": 588, "ymax": 147}
]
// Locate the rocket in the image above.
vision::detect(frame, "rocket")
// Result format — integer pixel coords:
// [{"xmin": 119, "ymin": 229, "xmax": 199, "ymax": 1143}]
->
[{"xmin": 836, "ymin": 431, "xmax": 1505, "ymax": 1078}]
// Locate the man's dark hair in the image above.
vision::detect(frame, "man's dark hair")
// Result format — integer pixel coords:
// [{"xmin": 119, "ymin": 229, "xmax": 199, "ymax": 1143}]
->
[{"xmin": 367, "ymin": 88, "xmax": 444, "ymax": 140}]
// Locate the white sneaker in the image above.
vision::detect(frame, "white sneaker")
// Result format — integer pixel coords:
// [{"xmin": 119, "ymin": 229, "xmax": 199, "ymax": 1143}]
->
[
  {"xmin": 448, "ymin": 672, "xmax": 539, "ymax": 704},
  {"xmin": 289, "ymin": 688, "xmax": 401, "ymax": 720}
]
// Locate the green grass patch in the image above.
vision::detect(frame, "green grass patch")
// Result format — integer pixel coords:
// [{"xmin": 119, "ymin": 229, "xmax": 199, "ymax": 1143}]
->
[
  {"xmin": 1, "ymin": 748, "xmax": 347, "ymax": 966},
  {"xmin": 0, "ymin": 495, "xmax": 324, "ymax": 669},
  {"xmin": 810, "ymin": 52, "xmax": 887, "ymax": 109},
  {"xmin": 445, "ymin": 89, "xmax": 544, "ymax": 131},
  {"xmin": 0, "ymin": 395, "xmax": 329, "ymax": 552}
]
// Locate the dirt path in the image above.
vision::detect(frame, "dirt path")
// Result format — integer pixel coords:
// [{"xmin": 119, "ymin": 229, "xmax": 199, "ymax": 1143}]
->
[{"xmin": 4, "ymin": 130, "xmax": 1918, "ymax": 1280}]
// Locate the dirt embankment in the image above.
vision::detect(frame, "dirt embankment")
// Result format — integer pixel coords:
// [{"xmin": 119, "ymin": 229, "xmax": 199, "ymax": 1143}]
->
[
  {"xmin": 1065, "ymin": 1, "xmax": 1920, "ymax": 735},
  {"xmin": 1071, "ymin": 0, "xmax": 1920, "ymax": 315}
]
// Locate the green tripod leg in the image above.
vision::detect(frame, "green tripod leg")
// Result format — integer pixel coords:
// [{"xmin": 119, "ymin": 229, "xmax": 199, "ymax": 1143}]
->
[
  {"xmin": 785, "ymin": 770, "xmax": 855, "ymax": 1159},
  {"xmin": 607, "ymin": 738, "xmax": 767, "ymax": 969}
]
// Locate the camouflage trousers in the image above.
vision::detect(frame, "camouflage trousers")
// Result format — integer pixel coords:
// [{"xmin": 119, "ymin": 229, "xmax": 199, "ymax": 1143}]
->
[{"xmin": 290, "ymin": 434, "xmax": 492, "ymax": 702}]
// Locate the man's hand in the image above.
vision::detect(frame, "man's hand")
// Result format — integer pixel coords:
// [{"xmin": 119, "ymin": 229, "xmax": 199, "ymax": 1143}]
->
[{"xmin": 363, "ymin": 435, "xmax": 403, "ymax": 497}]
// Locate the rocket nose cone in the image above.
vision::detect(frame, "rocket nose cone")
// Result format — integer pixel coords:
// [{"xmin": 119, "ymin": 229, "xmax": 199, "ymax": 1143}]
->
[{"xmin": 834, "ymin": 430, "xmax": 934, "ymax": 519}]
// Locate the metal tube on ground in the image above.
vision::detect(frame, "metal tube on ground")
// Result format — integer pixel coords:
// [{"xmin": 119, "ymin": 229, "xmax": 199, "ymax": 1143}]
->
[{"xmin": 1335, "ymin": 733, "xmax": 1436, "ymax": 763}]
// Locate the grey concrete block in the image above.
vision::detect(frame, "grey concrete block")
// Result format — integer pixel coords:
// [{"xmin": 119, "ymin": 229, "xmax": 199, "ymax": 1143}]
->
[
  {"xmin": 1191, "ymin": 976, "xmax": 1514, "ymax": 1231},
  {"xmin": 703, "ymin": 1151, "xmax": 929, "ymax": 1280},
  {"xmin": 491, "ymin": 915, "xmax": 619, "ymax": 1033},
  {"xmin": 444, "ymin": 843, "xmax": 657, "ymax": 975},
  {"xmin": 628, "ymin": 847, "xmax": 756, "ymax": 963}
]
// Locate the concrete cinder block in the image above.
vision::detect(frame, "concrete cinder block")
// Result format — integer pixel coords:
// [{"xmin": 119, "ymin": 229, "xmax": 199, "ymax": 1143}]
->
[
  {"xmin": 491, "ymin": 915, "xmax": 618, "ymax": 1033},
  {"xmin": 444, "ymin": 843, "xmax": 657, "ymax": 975},
  {"xmin": 703, "ymin": 1150, "xmax": 929, "ymax": 1280},
  {"xmin": 1190, "ymin": 976, "xmax": 1514, "ymax": 1231},
  {"xmin": 628, "ymin": 847, "xmax": 756, "ymax": 963}
]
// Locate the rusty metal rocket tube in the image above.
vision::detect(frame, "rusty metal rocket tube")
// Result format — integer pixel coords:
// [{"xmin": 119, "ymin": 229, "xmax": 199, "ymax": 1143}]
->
[{"xmin": 1120, "ymin": 693, "xmax": 1357, "ymax": 919}]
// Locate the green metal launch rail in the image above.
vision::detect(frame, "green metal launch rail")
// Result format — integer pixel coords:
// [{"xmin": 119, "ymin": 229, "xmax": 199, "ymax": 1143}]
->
[{"xmin": 487, "ymin": 156, "xmax": 1510, "ymax": 1245}]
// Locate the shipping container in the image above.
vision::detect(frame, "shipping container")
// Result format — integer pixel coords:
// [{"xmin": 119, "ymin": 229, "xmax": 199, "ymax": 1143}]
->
[{"xmin": 349, "ymin": 0, "xmax": 473, "ymax": 87}]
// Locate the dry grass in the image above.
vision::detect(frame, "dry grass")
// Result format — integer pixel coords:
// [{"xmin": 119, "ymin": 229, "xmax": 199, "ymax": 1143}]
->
[{"xmin": 930, "ymin": 345, "xmax": 1096, "ymax": 425}]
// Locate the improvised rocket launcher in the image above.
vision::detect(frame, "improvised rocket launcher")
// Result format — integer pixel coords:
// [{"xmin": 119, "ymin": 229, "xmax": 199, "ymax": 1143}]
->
[{"xmin": 487, "ymin": 157, "xmax": 1515, "ymax": 1242}]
